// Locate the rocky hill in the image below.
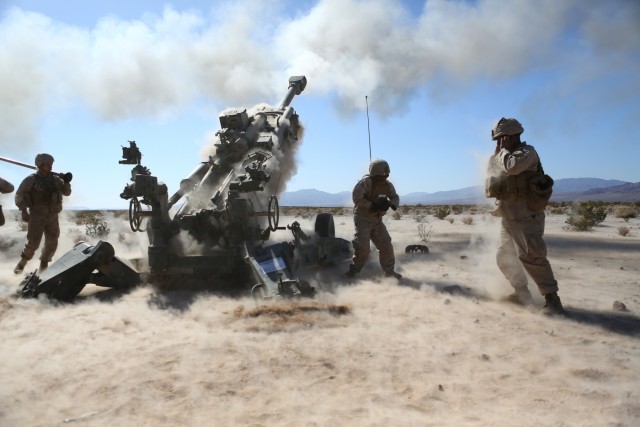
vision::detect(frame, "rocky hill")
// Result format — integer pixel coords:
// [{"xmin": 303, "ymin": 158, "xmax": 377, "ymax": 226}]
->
[{"xmin": 279, "ymin": 178, "xmax": 640, "ymax": 206}]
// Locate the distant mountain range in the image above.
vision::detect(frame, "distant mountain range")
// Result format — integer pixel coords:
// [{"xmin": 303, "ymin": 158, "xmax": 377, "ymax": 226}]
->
[{"xmin": 279, "ymin": 178, "xmax": 640, "ymax": 206}]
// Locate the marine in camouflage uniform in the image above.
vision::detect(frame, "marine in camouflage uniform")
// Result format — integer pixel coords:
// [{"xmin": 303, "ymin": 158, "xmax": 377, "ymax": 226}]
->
[
  {"xmin": 346, "ymin": 159, "xmax": 402, "ymax": 279},
  {"xmin": 0, "ymin": 176, "xmax": 15, "ymax": 226},
  {"xmin": 14, "ymin": 153, "xmax": 72, "ymax": 274},
  {"xmin": 486, "ymin": 118, "xmax": 563, "ymax": 315}
]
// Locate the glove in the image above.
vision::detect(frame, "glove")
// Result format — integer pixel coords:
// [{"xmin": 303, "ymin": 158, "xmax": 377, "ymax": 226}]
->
[
  {"xmin": 370, "ymin": 200, "xmax": 389, "ymax": 213},
  {"xmin": 21, "ymin": 210, "xmax": 29, "ymax": 222},
  {"xmin": 377, "ymin": 195, "xmax": 392, "ymax": 212},
  {"xmin": 61, "ymin": 172, "xmax": 73, "ymax": 183}
]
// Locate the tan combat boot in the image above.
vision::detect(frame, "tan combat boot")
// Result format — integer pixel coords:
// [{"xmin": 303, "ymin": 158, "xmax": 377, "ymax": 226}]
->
[
  {"xmin": 345, "ymin": 265, "xmax": 359, "ymax": 278},
  {"xmin": 504, "ymin": 287, "xmax": 534, "ymax": 306},
  {"xmin": 39, "ymin": 261, "xmax": 49, "ymax": 273},
  {"xmin": 14, "ymin": 257, "xmax": 28, "ymax": 274},
  {"xmin": 384, "ymin": 270, "xmax": 403, "ymax": 280},
  {"xmin": 541, "ymin": 292, "xmax": 565, "ymax": 316}
]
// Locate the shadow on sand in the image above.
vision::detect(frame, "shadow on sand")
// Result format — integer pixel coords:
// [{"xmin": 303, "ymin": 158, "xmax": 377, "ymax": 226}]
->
[{"xmin": 563, "ymin": 307, "xmax": 640, "ymax": 338}]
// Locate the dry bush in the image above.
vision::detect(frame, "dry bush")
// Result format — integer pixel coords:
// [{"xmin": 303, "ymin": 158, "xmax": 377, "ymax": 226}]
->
[
  {"xmin": 434, "ymin": 206, "xmax": 451, "ymax": 220},
  {"xmin": 391, "ymin": 210, "xmax": 402, "ymax": 220},
  {"xmin": 565, "ymin": 202, "xmax": 607, "ymax": 231},
  {"xmin": 450, "ymin": 205, "xmax": 463, "ymax": 215},
  {"xmin": 417, "ymin": 221, "xmax": 432, "ymax": 244},
  {"xmin": 80, "ymin": 212, "xmax": 111, "ymax": 238},
  {"xmin": 461, "ymin": 216, "xmax": 474, "ymax": 225},
  {"xmin": 614, "ymin": 206, "xmax": 637, "ymax": 222},
  {"xmin": 617, "ymin": 226, "xmax": 630, "ymax": 237},
  {"xmin": 447, "ymin": 217, "xmax": 454, "ymax": 224}
]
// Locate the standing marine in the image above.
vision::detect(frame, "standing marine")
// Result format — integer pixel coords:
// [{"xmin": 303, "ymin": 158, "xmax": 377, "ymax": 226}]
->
[
  {"xmin": 346, "ymin": 159, "xmax": 402, "ymax": 279},
  {"xmin": 485, "ymin": 118, "xmax": 564, "ymax": 315},
  {"xmin": 14, "ymin": 153, "xmax": 72, "ymax": 274},
  {"xmin": 0, "ymin": 176, "xmax": 15, "ymax": 226}
]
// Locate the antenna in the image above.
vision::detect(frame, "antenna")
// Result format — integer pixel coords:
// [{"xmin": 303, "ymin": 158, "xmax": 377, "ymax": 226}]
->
[{"xmin": 365, "ymin": 95, "xmax": 372, "ymax": 162}]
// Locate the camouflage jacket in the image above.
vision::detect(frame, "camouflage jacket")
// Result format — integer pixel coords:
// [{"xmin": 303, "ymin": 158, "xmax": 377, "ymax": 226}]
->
[
  {"xmin": 486, "ymin": 142, "xmax": 542, "ymax": 219},
  {"xmin": 352, "ymin": 175, "xmax": 399, "ymax": 217},
  {"xmin": 15, "ymin": 172, "xmax": 71, "ymax": 213}
]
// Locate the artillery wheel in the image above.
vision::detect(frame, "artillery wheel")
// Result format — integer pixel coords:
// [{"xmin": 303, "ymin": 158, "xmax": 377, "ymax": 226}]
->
[
  {"xmin": 268, "ymin": 195, "xmax": 280, "ymax": 232},
  {"xmin": 405, "ymin": 244, "xmax": 429, "ymax": 254},
  {"xmin": 314, "ymin": 213, "xmax": 335, "ymax": 238},
  {"xmin": 128, "ymin": 197, "xmax": 144, "ymax": 232}
]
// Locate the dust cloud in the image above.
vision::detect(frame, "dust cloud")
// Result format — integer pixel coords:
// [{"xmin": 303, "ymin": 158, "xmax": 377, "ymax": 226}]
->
[
  {"xmin": 1, "ymin": 0, "xmax": 639, "ymax": 151},
  {"xmin": 1, "ymin": 210, "xmax": 640, "ymax": 425}
]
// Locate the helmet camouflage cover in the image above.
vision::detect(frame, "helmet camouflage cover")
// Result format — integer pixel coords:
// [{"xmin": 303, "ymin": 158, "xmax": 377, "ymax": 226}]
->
[
  {"xmin": 491, "ymin": 118, "xmax": 524, "ymax": 140},
  {"xmin": 369, "ymin": 159, "xmax": 390, "ymax": 176},
  {"xmin": 35, "ymin": 153, "xmax": 55, "ymax": 167}
]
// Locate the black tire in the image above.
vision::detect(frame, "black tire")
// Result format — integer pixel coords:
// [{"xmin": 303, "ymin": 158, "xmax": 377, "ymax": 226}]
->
[{"xmin": 314, "ymin": 213, "xmax": 335, "ymax": 238}]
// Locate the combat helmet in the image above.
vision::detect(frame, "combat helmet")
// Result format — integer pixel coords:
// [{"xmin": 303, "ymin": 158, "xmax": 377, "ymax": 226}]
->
[
  {"xmin": 369, "ymin": 159, "xmax": 390, "ymax": 177},
  {"xmin": 35, "ymin": 153, "xmax": 54, "ymax": 167},
  {"xmin": 491, "ymin": 118, "xmax": 524, "ymax": 140}
]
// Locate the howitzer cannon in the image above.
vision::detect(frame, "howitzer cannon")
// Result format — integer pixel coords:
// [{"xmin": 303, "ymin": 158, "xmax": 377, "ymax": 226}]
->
[
  {"xmin": 117, "ymin": 75, "xmax": 351, "ymax": 298},
  {"xmin": 16, "ymin": 76, "xmax": 352, "ymax": 301}
]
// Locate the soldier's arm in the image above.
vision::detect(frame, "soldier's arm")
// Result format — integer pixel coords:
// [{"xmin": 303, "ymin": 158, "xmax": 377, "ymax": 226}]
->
[
  {"xmin": 387, "ymin": 182, "xmax": 400, "ymax": 209},
  {"xmin": 57, "ymin": 177, "xmax": 72, "ymax": 196},
  {"xmin": 0, "ymin": 177, "xmax": 14, "ymax": 194},
  {"xmin": 14, "ymin": 176, "xmax": 35, "ymax": 210},
  {"xmin": 495, "ymin": 146, "xmax": 539, "ymax": 176},
  {"xmin": 352, "ymin": 178, "xmax": 374, "ymax": 210}
]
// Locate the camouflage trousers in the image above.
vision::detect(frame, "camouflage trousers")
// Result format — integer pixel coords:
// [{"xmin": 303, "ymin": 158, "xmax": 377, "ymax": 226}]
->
[
  {"xmin": 497, "ymin": 212, "xmax": 558, "ymax": 296},
  {"xmin": 351, "ymin": 212, "xmax": 395, "ymax": 273},
  {"xmin": 21, "ymin": 210, "xmax": 61, "ymax": 263}
]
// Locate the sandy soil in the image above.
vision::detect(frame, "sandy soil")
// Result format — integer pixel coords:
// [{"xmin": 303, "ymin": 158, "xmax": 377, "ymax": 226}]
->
[{"xmin": 1, "ymin": 210, "xmax": 639, "ymax": 426}]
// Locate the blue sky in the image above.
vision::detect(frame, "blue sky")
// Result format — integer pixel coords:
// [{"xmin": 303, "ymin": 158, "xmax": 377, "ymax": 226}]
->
[{"xmin": 0, "ymin": 0, "xmax": 638, "ymax": 209}]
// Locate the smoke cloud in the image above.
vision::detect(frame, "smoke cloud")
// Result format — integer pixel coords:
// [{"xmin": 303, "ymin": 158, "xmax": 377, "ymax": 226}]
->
[{"xmin": 0, "ymin": 0, "xmax": 638, "ymax": 149}]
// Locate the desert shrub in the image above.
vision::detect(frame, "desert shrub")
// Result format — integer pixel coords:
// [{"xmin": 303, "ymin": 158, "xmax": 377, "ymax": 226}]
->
[
  {"xmin": 617, "ymin": 226, "xmax": 630, "ymax": 237},
  {"xmin": 447, "ymin": 217, "xmax": 454, "ymax": 224},
  {"xmin": 565, "ymin": 202, "xmax": 607, "ymax": 231},
  {"xmin": 391, "ymin": 210, "xmax": 402, "ymax": 220},
  {"xmin": 434, "ymin": 206, "xmax": 451, "ymax": 220},
  {"xmin": 414, "ymin": 214, "xmax": 426, "ymax": 223},
  {"xmin": 417, "ymin": 221, "xmax": 432, "ymax": 244},
  {"xmin": 82, "ymin": 212, "xmax": 111, "ymax": 238},
  {"xmin": 614, "ymin": 206, "xmax": 637, "ymax": 221},
  {"xmin": 451, "ymin": 205, "xmax": 464, "ymax": 215},
  {"xmin": 461, "ymin": 216, "xmax": 474, "ymax": 225},
  {"xmin": 548, "ymin": 205, "xmax": 565, "ymax": 215}
]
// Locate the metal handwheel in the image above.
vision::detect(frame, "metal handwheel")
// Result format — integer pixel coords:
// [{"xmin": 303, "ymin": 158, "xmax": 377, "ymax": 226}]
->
[
  {"xmin": 128, "ymin": 197, "xmax": 144, "ymax": 232},
  {"xmin": 267, "ymin": 195, "xmax": 280, "ymax": 232}
]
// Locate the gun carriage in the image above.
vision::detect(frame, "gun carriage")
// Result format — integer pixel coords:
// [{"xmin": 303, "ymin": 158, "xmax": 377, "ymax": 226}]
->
[{"xmin": 17, "ymin": 76, "xmax": 352, "ymax": 301}]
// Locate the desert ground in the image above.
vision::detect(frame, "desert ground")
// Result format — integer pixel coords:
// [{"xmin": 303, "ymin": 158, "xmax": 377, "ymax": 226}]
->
[{"xmin": 1, "ymin": 207, "xmax": 639, "ymax": 426}]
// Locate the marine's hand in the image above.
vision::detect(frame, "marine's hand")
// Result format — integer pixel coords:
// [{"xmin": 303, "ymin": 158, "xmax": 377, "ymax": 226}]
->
[
  {"xmin": 62, "ymin": 172, "xmax": 73, "ymax": 183},
  {"xmin": 369, "ymin": 200, "xmax": 385, "ymax": 213},
  {"xmin": 376, "ymin": 196, "xmax": 391, "ymax": 212},
  {"xmin": 21, "ymin": 210, "xmax": 29, "ymax": 222}
]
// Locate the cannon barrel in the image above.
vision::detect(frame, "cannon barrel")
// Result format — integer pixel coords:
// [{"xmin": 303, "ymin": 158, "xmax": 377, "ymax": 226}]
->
[
  {"xmin": 277, "ymin": 76, "xmax": 307, "ymax": 110},
  {"xmin": 0, "ymin": 155, "xmax": 72, "ymax": 182},
  {"xmin": 167, "ymin": 162, "xmax": 211, "ymax": 208}
]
